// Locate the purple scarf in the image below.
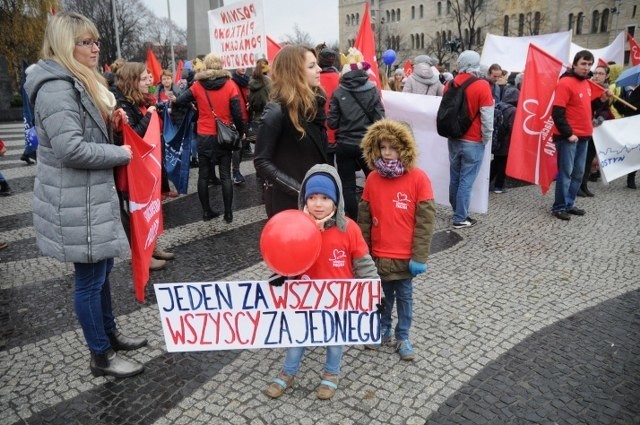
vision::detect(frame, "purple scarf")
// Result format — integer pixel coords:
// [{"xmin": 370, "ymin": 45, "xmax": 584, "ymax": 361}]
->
[{"xmin": 374, "ymin": 158, "xmax": 405, "ymax": 178}]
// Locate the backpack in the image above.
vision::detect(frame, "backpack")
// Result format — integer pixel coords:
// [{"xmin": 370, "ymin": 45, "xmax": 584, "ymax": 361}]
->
[
  {"xmin": 491, "ymin": 101, "xmax": 510, "ymax": 153},
  {"xmin": 436, "ymin": 76, "xmax": 479, "ymax": 139}
]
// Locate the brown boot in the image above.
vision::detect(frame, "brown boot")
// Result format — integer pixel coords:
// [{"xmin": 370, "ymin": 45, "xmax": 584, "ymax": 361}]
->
[
  {"xmin": 149, "ymin": 257, "xmax": 166, "ymax": 271},
  {"xmin": 153, "ymin": 246, "xmax": 175, "ymax": 261}
]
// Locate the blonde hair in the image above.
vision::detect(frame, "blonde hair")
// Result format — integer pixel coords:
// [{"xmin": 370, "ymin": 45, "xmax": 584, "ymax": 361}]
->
[
  {"xmin": 270, "ymin": 45, "xmax": 320, "ymax": 136},
  {"xmin": 42, "ymin": 13, "xmax": 110, "ymax": 116},
  {"xmin": 116, "ymin": 62, "xmax": 149, "ymax": 106},
  {"xmin": 204, "ymin": 53, "xmax": 223, "ymax": 70}
]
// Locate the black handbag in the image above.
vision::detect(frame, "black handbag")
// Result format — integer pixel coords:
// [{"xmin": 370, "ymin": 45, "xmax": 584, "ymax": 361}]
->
[{"xmin": 204, "ymin": 90, "xmax": 241, "ymax": 151}]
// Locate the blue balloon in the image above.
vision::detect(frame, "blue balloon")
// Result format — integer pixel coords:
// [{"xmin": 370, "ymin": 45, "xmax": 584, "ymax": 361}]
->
[{"xmin": 382, "ymin": 49, "xmax": 396, "ymax": 65}]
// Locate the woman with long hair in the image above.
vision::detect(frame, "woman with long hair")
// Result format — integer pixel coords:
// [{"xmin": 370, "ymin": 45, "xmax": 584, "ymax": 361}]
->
[
  {"xmin": 113, "ymin": 62, "xmax": 175, "ymax": 269},
  {"xmin": 253, "ymin": 45, "xmax": 328, "ymax": 217},
  {"xmin": 24, "ymin": 12, "xmax": 146, "ymax": 378},
  {"xmin": 174, "ymin": 53, "xmax": 244, "ymax": 223}
]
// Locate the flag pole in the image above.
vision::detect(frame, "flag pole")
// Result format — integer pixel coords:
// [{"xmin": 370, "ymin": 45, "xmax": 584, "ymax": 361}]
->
[
  {"xmin": 167, "ymin": 0, "xmax": 176, "ymax": 75},
  {"xmin": 112, "ymin": 0, "xmax": 121, "ymax": 59}
]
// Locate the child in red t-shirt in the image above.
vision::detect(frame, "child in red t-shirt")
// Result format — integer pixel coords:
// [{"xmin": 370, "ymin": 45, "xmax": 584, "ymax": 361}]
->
[
  {"xmin": 358, "ymin": 119, "xmax": 436, "ymax": 361},
  {"xmin": 264, "ymin": 164, "xmax": 379, "ymax": 400}
]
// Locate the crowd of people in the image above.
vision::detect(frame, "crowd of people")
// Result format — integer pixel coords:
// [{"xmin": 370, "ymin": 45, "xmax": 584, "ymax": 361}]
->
[{"xmin": 6, "ymin": 10, "xmax": 639, "ymax": 400}]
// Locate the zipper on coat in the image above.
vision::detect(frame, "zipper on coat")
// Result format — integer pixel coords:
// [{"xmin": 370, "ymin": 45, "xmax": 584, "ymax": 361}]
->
[{"xmin": 86, "ymin": 170, "xmax": 93, "ymax": 263}]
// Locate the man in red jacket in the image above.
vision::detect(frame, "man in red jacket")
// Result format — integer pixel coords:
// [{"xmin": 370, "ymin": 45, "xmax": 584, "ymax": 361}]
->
[{"xmin": 551, "ymin": 50, "xmax": 611, "ymax": 221}]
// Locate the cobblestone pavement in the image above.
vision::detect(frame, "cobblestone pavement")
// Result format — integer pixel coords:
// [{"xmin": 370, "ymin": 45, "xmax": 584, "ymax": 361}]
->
[{"xmin": 1, "ymin": 121, "xmax": 639, "ymax": 425}]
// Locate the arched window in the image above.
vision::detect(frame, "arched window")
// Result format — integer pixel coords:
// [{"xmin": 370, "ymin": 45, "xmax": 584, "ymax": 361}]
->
[
  {"xmin": 386, "ymin": 10, "xmax": 390, "ymax": 22},
  {"xmin": 567, "ymin": 13, "xmax": 574, "ymax": 32},
  {"xmin": 411, "ymin": 5, "xmax": 415, "ymax": 19},
  {"xmin": 601, "ymin": 9, "xmax": 609, "ymax": 32},
  {"xmin": 476, "ymin": 28, "xmax": 482, "ymax": 46},
  {"xmin": 391, "ymin": 9, "xmax": 396, "ymax": 22},
  {"xmin": 447, "ymin": 0, "xmax": 451, "ymax": 14},
  {"xmin": 386, "ymin": 36, "xmax": 391, "ymax": 49},
  {"xmin": 346, "ymin": 15, "xmax": 351, "ymax": 26},
  {"xmin": 518, "ymin": 13, "xmax": 524, "ymax": 36},
  {"xmin": 503, "ymin": 15, "xmax": 509, "ymax": 35},
  {"xmin": 356, "ymin": 13, "xmax": 360, "ymax": 25},
  {"xmin": 534, "ymin": 12, "xmax": 541, "ymax": 34},
  {"xmin": 438, "ymin": 2, "xmax": 442, "ymax": 16},
  {"xmin": 442, "ymin": 31, "xmax": 447, "ymax": 45},
  {"xmin": 351, "ymin": 14, "xmax": 355, "ymax": 26},
  {"xmin": 396, "ymin": 35, "xmax": 401, "ymax": 50},
  {"xmin": 448, "ymin": 30, "xmax": 452, "ymax": 40},
  {"xmin": 421, "ymin": 33, "xmax": 425, "ymax": 49},
  {"xmin": 397, "ymin": 8, "xmax": 401, "ymax": 21},
  {"xmin": 464, "ymin": 28, "xmax": 469, "ymax": 45},
  {"xmin": 576, "ymin": 12, "xmax": 583, "ymax": 34},
  {"xmin": 592, "ymin": 10, "xmax": 600, "ymax": 33},
  {"xmin": 420, "ymin": 4, "xmax": 424, "ymax": 18},
  {"xmin": 411, "ymin": 34, "xmax": 415, "ymax": 49},
  {"xmin": 436, "ymin": 31, "xmax": 440, "ymax": 43}
]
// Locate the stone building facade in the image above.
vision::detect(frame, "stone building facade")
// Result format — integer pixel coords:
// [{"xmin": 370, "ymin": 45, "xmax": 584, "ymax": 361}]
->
[{"xmin": 339, "ymin": 0, "xmax": 639, "ymax": 69}]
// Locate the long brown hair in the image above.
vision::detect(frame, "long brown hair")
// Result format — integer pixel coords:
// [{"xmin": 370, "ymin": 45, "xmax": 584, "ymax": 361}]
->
[
  {"xmin": 270, "ymin": 45, "xmax": 320, "ymax": 136},
  {"xmin": 116, "ymin": 62, "xmax": 149, "ymax": 106}
]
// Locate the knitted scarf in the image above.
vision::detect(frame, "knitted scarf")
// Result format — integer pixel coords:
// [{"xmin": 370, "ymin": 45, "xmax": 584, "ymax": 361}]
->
[{"xmin": 374, "ymin": 158, "xmax": 405, "ymax": 178}]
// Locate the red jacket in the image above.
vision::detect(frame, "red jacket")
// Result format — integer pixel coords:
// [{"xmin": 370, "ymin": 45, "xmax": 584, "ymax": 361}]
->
[
  {"xmin": 189, "ymin": 80, "xmax": 239, "ymax": 136},
  {"xmin": 320, "ymin": 70, "xmax": 340, "ymax": 144}
]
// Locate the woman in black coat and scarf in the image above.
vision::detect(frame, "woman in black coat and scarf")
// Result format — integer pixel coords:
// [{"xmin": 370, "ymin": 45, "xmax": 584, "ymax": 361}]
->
[{"xmin": 254, "ymin": 45, "xmax": 328, "ymax": 217}]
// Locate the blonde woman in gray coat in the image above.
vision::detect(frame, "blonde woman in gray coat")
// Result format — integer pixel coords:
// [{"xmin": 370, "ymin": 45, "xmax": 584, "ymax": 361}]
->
[{"xmin": 25, "ymin": 13, "xmax": 147, "ymax": 379}]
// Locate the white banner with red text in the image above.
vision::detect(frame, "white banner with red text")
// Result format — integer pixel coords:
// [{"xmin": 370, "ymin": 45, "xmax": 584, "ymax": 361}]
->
[
  {"xmin": 208, "ymin": 0, "xmax": 266, "ymax": 68},
  {"xmin": 154, "ymin": 279, "xmax": 382, "ymax": 352},
  {"xmin": 592, "ymin": 115, "xmax": 640, "ymax": 184}
]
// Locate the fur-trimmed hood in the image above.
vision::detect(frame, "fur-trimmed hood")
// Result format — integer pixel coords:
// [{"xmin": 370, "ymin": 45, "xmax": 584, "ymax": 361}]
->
[
  {"xmin": 194, "ymin": 69, "xmax": 232, "ymax": 90},
  {"xmin": 361, "ymin": 119, "xmax": 418, "ymax": 171}
]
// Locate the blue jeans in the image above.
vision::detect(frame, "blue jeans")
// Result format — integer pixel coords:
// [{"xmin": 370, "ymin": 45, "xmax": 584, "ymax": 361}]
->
[
  {"xmin": 380, "ymin": 278, "xmax": 413, "ymax": 342},
  {"xmin": 73, "ymin": 258, "xmax": 116, "ymax": 354},
  {"xmin": 552, "ymin": 138, "xmax": 588, "ymax": 212},
  {"xmin": 282, "ymin": 345, "xmax": 344, "ymax": 376},
  {"xmin": 448, "ymin": 139, "xmax": 485, "ymax": 223}
]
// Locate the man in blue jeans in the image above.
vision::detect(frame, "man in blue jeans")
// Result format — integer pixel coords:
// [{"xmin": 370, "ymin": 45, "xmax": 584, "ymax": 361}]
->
[
  {"xmin": 551, "ymin": 50, "xmax": 611, "ymax": 220},
  {"xmin": 446, "ymin": 51, "xmax": 495, "ymax": 229}
]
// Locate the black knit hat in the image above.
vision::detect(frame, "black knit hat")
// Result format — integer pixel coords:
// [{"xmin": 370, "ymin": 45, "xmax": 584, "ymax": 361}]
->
[{"xmin": 318, "ymin": 48, "xmax": 337, "ymax": 68}]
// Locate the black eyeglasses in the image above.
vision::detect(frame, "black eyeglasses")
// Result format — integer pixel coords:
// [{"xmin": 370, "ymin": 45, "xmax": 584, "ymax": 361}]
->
[{"xmin": 75, "ymin": 39, "xmax": 101, "ymax": 48}]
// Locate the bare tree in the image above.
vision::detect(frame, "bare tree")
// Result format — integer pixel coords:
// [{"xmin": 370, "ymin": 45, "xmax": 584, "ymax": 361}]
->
[
  {"xmin": 283, "ymin": 24, "xmax": 314, "ymax": 46},
  {"xmin": 145, "ymin": 16, "xmax": 187, "ymax": 69},
  {"xmin": 424, "ymin": 35, "xmax": 450, "ymax": 69},
  {"xmin": 449, "ymin": 0, "xmax": 485, "ymax": 51}
]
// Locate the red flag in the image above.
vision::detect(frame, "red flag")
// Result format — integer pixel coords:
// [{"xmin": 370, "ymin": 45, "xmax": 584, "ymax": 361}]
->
[
  {"xmin": 174, "ymin": 60, "xmax": 184, "ymax": 83},
  {"xmin": 597, "ymin": 58, "xmax": 608, "ymax": 67},
  {"xmin": 146, "ymin": 48, "xmax": 162, "ymax": 85},
  {"xmin": 506, "ymin": 44, "xmax": 564, "ymax": 195},
  {"xmin": 354, "ymin": 2, "xmax": 381, "ymax": 89},
  {"xmin": 628, "ymin": 33, "xmax": 640, "ymax": 66},
  {"xmin": 123, "ymin": 112, "xmax": 163, "ymax": 302},
  {"xmin": 266, "ymin": 36, "xmax": 281, "ymax": 62},
  {"xmin": 403, "ymin": 60, "xmax": 413, "ymax": 78},
  {"xmin": 587, "ymin": 79, "xmax": 606, "ymax": 99},
  {"xmin": 104, "ymin": 64, "xmax": 111, "ymax": 72}
]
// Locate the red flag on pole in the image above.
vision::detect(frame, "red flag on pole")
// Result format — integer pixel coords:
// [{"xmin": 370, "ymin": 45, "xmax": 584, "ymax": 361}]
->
[
  {"xmin": 122, "ymin": 112, "xmax": 163, "ymax": 302},
  {"xmin": 354, "ymin": 2, "xmax": 381, "ymax": 89},
  {"xmin": 506, "ymin": 44, "xmax": 564, "ymax": 195},
  {"xmin": 597, "ymin": 58, "xmax": 608, "ymax": 67},
  {"xmin": 146, "ymin": 48, "xmax": 162, "ymax": 85},
  {"xmin": 174, "ymin": 60, "xmax": 184, "ymax": 83},
  {"xmin": 628, "ymin": 33, "xmax": 640, "ymax": 66},
  {"xmin": 266, "ymin": 36, "xmax": 281, "ymax": 61},
  {"xmin": 403, "ymin": 60, "xmax": 413, "ymax": 77}
]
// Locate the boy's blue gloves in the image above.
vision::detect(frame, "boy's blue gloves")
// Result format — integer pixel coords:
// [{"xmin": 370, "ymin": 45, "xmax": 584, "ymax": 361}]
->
[{"xmin": 409, "ymin": 260, "xmax": 428, "ymax": 276}]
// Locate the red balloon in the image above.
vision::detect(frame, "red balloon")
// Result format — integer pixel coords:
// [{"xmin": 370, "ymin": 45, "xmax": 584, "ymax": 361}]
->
[{"xmin": 260, "ymin": 210, "xmax": 322, "ymax": 276}]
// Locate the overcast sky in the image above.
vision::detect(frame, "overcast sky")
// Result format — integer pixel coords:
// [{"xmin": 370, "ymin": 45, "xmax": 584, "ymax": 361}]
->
[{"xmin": 143, "ymin": 0, "xmax": 340, "ymax": 45}]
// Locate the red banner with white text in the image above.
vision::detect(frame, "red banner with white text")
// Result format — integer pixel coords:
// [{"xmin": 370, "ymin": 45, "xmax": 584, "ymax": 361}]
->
[
  {"xmin": 123, "ymin": 112, "xmax": 163, "ymax": 302},
  {"xmin": 628, "ymin": 34, "xmax": 640, "ymax": 66},
  {"xmin": 506, "ymin": 44, "xmax": 564, "ymax": 195}
]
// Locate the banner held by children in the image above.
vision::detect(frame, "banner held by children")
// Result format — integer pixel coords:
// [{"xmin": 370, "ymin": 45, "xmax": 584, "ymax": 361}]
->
[
  {"xmin": 208, "ymin": 0, "xmax": 266, "ymax": 68},
  {"xmin": 154, "ymin": 279, "xmax": 382, "ymax": 352}
]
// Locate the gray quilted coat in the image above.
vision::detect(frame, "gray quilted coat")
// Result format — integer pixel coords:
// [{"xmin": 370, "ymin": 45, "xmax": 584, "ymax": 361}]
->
[{"xmin": 24, "ymin": 60, "xmax": 131, "ymax": 263}]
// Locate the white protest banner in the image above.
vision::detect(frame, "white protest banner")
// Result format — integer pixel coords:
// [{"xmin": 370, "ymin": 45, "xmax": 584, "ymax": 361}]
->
[
  {"xmin": 570, "ymin": 32, "xmax": 625, "ymax": 69},
  {"xmin": 382, "ymin": 90, "xmax": 491, "ymax": 214},
  {"xmin": 481, "ymin": 31, "xmax": 572, "ymax": 72},
  {"xmin": 208, "ymin": 0, "xmax": 266, "ymax": 69},
  {"xmin": 592, "ymin": 115, "xmax": 640, "ymax": 184},
  {"xmin": 154, "ymin": 279, "xmax": 382, "ymax": 352}
]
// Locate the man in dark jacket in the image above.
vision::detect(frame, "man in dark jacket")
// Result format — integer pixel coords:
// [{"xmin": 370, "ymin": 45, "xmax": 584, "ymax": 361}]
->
[{"xmin": 328, "ymin": 58, "xmax": 385, "ymax": 220}]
